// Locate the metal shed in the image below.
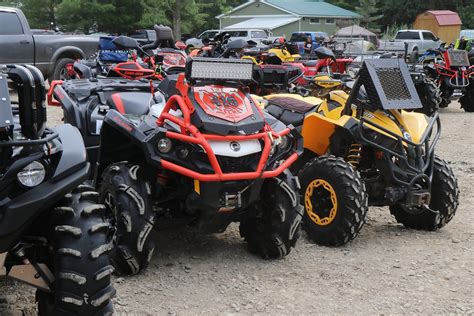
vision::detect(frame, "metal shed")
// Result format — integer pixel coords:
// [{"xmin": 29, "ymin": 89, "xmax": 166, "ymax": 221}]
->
[{"xmin": 413, "ymin": 10, "xmax": 462, "ymax": 44}]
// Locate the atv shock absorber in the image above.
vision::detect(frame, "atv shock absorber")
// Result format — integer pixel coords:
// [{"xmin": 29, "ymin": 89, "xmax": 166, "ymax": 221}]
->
[{"xmin": 346, "ymin": 143, "xmax": 363, "ymax": 168}]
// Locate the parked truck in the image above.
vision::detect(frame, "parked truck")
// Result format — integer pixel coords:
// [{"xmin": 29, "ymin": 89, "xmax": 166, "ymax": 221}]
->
[
  {"xmin": 378, "ymin": 29, "xmax": 442, "ymax": 62},
  {"xmin": 0, "ymin": 7, "xmax": 99, "ymax": 80}
]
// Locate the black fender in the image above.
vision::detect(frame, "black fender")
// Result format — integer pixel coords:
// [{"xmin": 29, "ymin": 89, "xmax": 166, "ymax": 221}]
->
[
  {"xmin": 73, "ymin": 60, "xmax": 93, "ymax": 79},
  {"xmin": 53, "ymin": 124, "xmax": 88, "ymax": 180},
  {"xmin": 0, "ymin": 124, "xmax": 89, "ymax": 252},
  {"xmin": 53, "ymin": 85, "xmax": 83, "ymax": 131},
  {"xmin": 96, "ymin": 110, "xmax": 158, "ymax": 180}
]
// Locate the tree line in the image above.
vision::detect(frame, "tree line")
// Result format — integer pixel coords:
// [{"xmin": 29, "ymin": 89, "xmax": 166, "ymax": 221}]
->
[{"xmin": 0, "ymin": 0, "xmax": 473, "ymax": 38}]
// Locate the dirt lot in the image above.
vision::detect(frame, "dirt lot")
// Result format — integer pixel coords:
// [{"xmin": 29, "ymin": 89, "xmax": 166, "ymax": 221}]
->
[{"xmin": 1, "ymin": 103, "xmax": 473, "ymax": 315}]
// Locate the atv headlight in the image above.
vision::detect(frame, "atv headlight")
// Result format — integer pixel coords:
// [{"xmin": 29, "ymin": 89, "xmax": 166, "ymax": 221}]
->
[
  {"xmin": 277, "ymin": 136, "xmax": 291, "ymax": 151},
  {"xmin": 17, "ymin": 161, "xmax": 46, "ymax": 187},
  {"xmin": 157, "ymin": 137, "xmax": 173, "ymax": 153}
]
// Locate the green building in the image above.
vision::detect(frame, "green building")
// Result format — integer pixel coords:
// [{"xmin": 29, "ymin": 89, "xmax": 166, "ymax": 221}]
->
[{"xmin": 217, "ymin": 0, "xmax": 360, "ymax": 37}]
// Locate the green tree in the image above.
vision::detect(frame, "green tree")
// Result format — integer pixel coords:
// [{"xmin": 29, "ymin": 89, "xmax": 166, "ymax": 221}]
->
[
  {"xmin": 56, "ymin": 0, "xmax": 113, "ymax": 33},
  {"xmin": 356, "ymin": 0, "xmax": 383, "ymax": 33},
  {"xmin": 21, "ymin": 0, "xmax": 61, "ymax": 29},
  {"xmin": 97, "ymin": 0, "xmax": 144, "ymax": 34}
]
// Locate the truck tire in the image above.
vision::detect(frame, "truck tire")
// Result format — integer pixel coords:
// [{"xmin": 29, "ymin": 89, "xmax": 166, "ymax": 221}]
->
[
  {"xmin": 240, "ymin": 175, "xmax": 303, "ymax": 259},
  {"xmin": 99, "ymin": 163, "xmax": 156, "ymax": 275},
  {"xmin": 37, "ymin": 186, "xmax": 115, "ymax": 315},
  {"xmin": 299, "ymin": 156, "xmax": 368, "ymax": 246},
  {"xmin": 390, "ymin": 156, "xmax": 459, "ymax": 230},
  {"xmin": 52, "ymin": 58, "xmax": 76, "ymax": 81}
]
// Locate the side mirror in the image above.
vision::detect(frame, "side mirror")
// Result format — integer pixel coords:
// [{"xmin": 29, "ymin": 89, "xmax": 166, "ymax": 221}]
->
[{"xmin": 112, "ymin": 36, "xmax": 139, "ymax": 50}]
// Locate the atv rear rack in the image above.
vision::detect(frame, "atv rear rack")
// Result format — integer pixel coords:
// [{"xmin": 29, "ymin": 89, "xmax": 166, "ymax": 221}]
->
[{"xmin": 156, "ymin": 94, "xmax": 299, "ymax": 182}]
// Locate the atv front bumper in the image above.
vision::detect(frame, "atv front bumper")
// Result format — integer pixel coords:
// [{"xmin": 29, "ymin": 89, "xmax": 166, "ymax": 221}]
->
[
  {"xmin": 186, "ymin": 170, "xmax": 299, "ymax": 233},
  {"xmin": 357, "ymin": 112, "xmax": 441, "ymax": 206}
]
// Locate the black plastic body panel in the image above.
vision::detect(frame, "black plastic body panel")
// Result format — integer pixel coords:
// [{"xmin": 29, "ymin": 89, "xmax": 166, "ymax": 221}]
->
[{"xmin": 0, "ymin": 124, "xmax": 89, "ymax": 252}]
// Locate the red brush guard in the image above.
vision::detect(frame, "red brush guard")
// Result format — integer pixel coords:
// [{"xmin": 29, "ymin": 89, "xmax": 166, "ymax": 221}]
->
[{"xmin": 156, "ymin": 94, "xmax": 298, "ymax": 182}]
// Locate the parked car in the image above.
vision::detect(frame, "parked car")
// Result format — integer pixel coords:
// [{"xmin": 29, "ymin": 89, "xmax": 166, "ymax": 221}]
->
[
  {"xmin": 289, "ymin": 31, "xmax": 329, "ymax": 55},
  {"xmin": 185, "ymin": 29, "xmax": 221, "ymax": 50},
  {"xmin": 378, "ymin": 29, "xmax": 441, "ymax": 62},
  {"xmin": 129, "ymin": 29, "xmax": 157, "ymax": 45},
  {"xmin": 0, "ymin": 6, "xmax": 99, "ymax": 80},
  {"xmin": 185, "ymin": 29, "xmax": 272, "ymax": 51}
]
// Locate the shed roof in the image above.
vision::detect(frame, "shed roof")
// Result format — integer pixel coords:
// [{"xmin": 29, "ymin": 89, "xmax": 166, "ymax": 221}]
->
[
  {"xmin": 335, "ymin": 25, "xmax": 376, "ymax": 37},
  {"xmin": 423, "ymin": 10, "xmax": 462, "ymax": 26},
  {"xmin": 223, "ymin": 17, "xmax": 300, "ymax": 30},
  {"xmin": 266, "ymin": 0, "xmax": 360, "ymax": 18},
  {"xmin": 218, "ymin": 0, "xmax": 360, "ymax": 19}
]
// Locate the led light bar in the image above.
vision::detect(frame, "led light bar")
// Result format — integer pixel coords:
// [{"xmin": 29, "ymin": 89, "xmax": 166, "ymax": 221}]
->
[{"xmin": 187, "ymin": 58, "xmax": 254, "ymax": 81}]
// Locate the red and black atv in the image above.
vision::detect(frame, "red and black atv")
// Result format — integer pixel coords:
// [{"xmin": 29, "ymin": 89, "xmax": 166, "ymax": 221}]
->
[
  {"xmin": 48, "ymin": 58, "xmax": 304, "ymax": 275},
  {"xmin": 423, "ymin": 47, "xmax": 474, "ymax": 111},
  {"xmin": 73, "ymin": 25, "xmax": 186, "ymax": 81}
]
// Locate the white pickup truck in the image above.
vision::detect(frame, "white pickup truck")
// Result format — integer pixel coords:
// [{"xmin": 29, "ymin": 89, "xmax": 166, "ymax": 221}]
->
[{"xmin": 378, "ymin": 30, "xmax": 442, "ymax": 62}]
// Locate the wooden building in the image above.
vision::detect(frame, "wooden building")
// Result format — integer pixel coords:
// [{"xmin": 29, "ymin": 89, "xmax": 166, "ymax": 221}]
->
[{"xmin": 413, "ymin": 10, "xmax": 462, "ymax": 44}]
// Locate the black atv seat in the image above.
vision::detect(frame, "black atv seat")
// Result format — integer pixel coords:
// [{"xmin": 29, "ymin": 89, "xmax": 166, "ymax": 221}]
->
[
  {"xmin": 107, "ymin": 92, "xmax": 151, "ymax": 116},
  {"xmin": 266, "ymin": 96, "xmax": 320, "ymax": 127},
  {"xmin": 302, "ymin": 60, "xmax": 318, "ymax": 67}
]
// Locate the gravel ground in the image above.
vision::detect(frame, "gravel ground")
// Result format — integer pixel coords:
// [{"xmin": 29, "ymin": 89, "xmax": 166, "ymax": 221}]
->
[{"xmin": 1, "ymin": 103, "xmax": 473, "ymax": 315}]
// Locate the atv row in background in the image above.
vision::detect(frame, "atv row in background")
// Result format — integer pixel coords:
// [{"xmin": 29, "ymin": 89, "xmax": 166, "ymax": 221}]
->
[
  {"xmin": 49, "ymin": 57, "xmax": 304, "ymax": 275},
  {"xmin": 0, "ymin": 65, "xmax": 114, "ymax": 314},
  {"xmin": 263, "ymin": 58, "xmax": 459, "ymax": 246},
  {"xmin": 419, "ymin": 47, "xmax": 474, "ymax": 112},
  {"xmin": 70, "ymin": 25, "xmax": 186, "ymax": 81}
]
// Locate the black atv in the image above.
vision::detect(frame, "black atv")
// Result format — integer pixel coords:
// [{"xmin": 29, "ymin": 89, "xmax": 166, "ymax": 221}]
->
[
  {"xmin": 49, "ymin": 57, "xmax": 304, "ymax": 275},
  {"xmin": 0, "ymin": 65, "xmax": 114, "ymax": 314},
  {"xmin": 410, "ymin": 64, "xmax": 442, "ymax": 116}
]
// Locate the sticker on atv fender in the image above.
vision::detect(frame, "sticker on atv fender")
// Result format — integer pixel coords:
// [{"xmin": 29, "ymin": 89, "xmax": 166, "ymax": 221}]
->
[{"xmin": 193, "ymin": 86, "xmax": 254, "ymax": 123}]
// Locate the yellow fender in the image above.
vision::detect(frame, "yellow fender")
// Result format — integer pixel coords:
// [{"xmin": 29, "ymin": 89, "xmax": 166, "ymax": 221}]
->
[
  {"xmin": 301, "ymin": 112, "xmax": 351, "ymax": 156},
  {"xmin": 241, "ymin": 56, "xmax": 261, "ymax": 65}
]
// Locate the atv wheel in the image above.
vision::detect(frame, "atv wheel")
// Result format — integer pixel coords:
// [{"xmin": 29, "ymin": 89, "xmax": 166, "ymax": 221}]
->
[
  {"xmin": 240, "ymin": 174, "xmax": 303, "ymax": 259},
  {"xmin": 390, "ymin": 156, "xmax": 459, "ymax": 230},
  {"xmin": 460, "ymin": 84, "xmax": 474, "ymax": 112},
  {"xmin": 37, "ymin": 185, "xmax": 115, "ymax": 315},
  {"xmin": 439, "ymin": 83, "xmax": 453, "ymax": 108},
  {"xmin": 415, "ymin": 78, "xmax": 441, "ymax": 115},
  {"xmin": 299, "ymin": 156, "xmax": 368, "ymax": 246},
  {"xmin": 99, "ymin": 163, "xmax": 156, "ymax": 275}
]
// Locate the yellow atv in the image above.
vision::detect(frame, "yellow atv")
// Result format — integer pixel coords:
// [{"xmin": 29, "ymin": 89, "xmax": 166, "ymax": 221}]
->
[
  {"xmin": 242, "ymin": 39, "xmax": 301, "ymax": 65},
  {"xmin": 264, "ymin": 59, "xmax": 459, "ymax": 246}
]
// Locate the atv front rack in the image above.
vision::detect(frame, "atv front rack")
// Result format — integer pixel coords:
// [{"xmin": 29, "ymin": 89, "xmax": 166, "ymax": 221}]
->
[
  {"xmin": 156, "ymin": 95, "xmax": 299, "ymax": 182},
  {"xmin": 357, "ymin": 112, "xmax": 441, "ymax": 187}
]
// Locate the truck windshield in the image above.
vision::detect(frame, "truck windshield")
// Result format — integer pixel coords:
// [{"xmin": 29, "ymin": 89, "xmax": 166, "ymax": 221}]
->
[
  {"xmin": 395, "ymin": 31, "xmax": 420, "ymax": 40},
  {"xmin": 251, "ymin": 31, "xmax": 267, "ymax": 38}
]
